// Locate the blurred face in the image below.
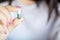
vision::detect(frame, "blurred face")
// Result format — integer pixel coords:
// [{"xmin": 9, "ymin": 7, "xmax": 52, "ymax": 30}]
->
[{"xmin": 17, "ymin": 0, "xmax": 35, "ymax": 5}]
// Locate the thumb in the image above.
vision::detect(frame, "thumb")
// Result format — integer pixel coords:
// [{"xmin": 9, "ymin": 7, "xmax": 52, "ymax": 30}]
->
[{"xmin": 13, "ymin": 17, "xmax": 24, "ymax": 27}]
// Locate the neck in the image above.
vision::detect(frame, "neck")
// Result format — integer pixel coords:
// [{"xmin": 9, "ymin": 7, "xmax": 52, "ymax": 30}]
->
[{"xmin": 17, "ymin": 0, "xmax": 35, "ymax": 5}]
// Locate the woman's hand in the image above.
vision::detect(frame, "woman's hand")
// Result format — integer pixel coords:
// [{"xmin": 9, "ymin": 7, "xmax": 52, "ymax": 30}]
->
[{"xmin": 0, "ymin": 6, "xmax": 24, "ymax": 40}]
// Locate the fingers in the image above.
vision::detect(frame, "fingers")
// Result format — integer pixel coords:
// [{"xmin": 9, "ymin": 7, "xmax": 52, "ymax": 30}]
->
[
  {"xmin": 0, "ymin": 6, "xmax": 23, "ymax": 35},
  {"xmin": 0, "ymin": 6, "xmax": 11, "ymax": 20},
  {"xmin": 0, "ymin": 12, "xmax": 9, "ymax": 36},
  {"xmin": 7, "ymin": 17, "xmax": 24, "ymax": 32},
  {"xmin": 0, "ymin": 31, "xmax": 8, "ymax": 40},
  {"xmin": 0, "ymin": 22, "xmax": 9, "ymax": 40},
  {"xmin": 0, "ymin": 6, "xmax": 22, "ymax": 39},
  {"xmin": 0, "ymin": 25, "xmax": 4, "ymax": 34},
  {"xmin": 0, "ymin": 5, "xmax": 21, "ymax": 22},
  {"xmin": 0, "ymin": 12, "xmax": 7, "ymax": 25},
  {"xmin": 0, "ymin": 24, "xmax": 10, "ymax": 40},
  {"xmin": 6, "ymin": 6, "xmax": 21, "ymax": 12},
  {"xmin": 0, "ymin": 25, "xmax": 9, "ymax": 38},
  {"xmin": 13, "ymin": 17, "xmax": 24, "ymax": 27}
]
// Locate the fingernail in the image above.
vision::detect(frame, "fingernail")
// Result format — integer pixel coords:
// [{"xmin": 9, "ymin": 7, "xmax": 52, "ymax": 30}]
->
[
  {"xmin": 16, "ymin": 6, "xmax": 21, "ymax": 8},
  {"xmin": 8, "ymin": 18, "xmax": 13, "ymax": 23},
  {"xmin": 6, "ymin": 18, "xmax": 12, "ymax": 26},
  {"xmin": 4, "ymin": 30, "xmax": 7, "ymax": 34},
  {"xmin": 6, "ymin": 21, "xmax": 9, "ymax": 26}
]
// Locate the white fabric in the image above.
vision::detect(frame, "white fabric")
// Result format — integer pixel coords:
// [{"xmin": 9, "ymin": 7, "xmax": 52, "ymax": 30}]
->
[{"xmin": 0, "ymin": 0, "xmax": 60, "ymax": 40}]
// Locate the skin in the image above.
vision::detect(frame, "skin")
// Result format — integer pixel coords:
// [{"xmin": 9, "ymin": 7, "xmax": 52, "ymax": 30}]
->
[
  {"xmin": 17, "ymin": 0, "xmax": 35, "ymax": 5},
  {"xmin": 0, "ymin": 6, "xmax": 24, "ymax": 40},
  {"xmin": 0, "ymin": 0, "xmax": 35, "ymax": 40}
]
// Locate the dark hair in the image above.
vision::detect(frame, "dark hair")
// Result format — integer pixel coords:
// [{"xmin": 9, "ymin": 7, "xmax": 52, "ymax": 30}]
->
[
  {"xmin": 0, "ymin": 0, "xmax": 59, "ymax": 22},
  {"xmin": 8, "ymin": 0, "xmax": 13, "ymax": 5},
  {"xmin": 48, "ymin": 0, "xmax": 59, "ymax": 21},
  {"xmin": 0, "ymin": 0, "xmax": 8, "ymax": 3},
  {"xmin": 0, "ymin": 0, "xmax": 13, "ymax": 5},
  {"xmin": 34, "ymin": 0, "xmax": 59, "ymax": 22}
]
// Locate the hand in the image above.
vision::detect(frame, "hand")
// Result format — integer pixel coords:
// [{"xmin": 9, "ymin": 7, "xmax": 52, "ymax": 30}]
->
[{"xmin": 0, "ymin": 6, "xmax": 24, "ymax": 40}]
